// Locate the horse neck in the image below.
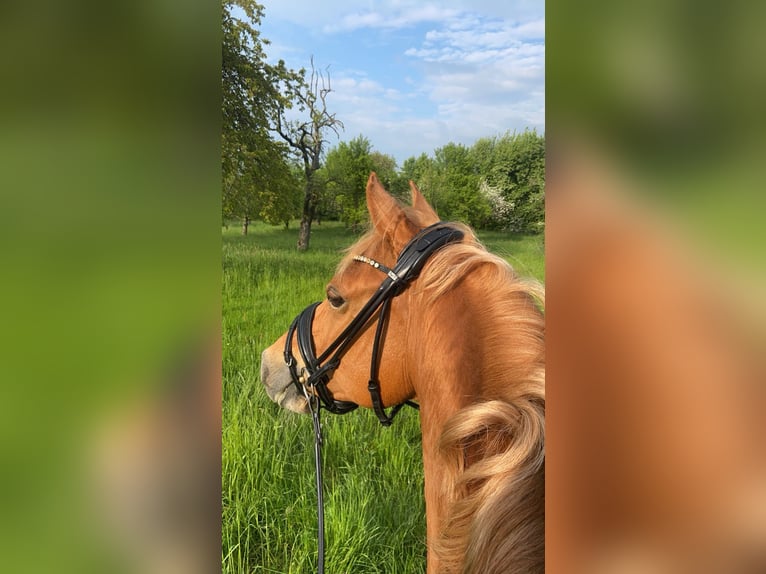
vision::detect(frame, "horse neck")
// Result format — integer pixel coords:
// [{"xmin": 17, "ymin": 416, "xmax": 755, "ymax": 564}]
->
[
  {"xmin": 406, "ymin": 263, "xmax": 545, "ymax": 420},
  {"xmin": 404, "ymin": 266, "xmax": 545, "ymax": 573}
]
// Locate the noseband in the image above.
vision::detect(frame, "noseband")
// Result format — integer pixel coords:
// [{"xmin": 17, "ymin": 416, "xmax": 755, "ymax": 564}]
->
[{"xmin": 283, "ymin": 222, "xmax": 464, "ymax": 426}]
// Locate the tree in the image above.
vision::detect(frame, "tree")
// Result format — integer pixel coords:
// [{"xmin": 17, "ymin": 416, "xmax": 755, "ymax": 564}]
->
[
  {"xmin": 319, "ymin": 137, "xmax": 406, "ymax": 230},
  {"xmin": 322, "ymin": 136, "xmax": 373, "ymax": 229},
  {"xmin": 485, "ymin": 130, "xmax": 545, "ymax": 233},
  {"xmin": 400, "ymin": 153, "xmax": 438, "ymax": 211},
  {"xmin": 221, "ymin": 0, "xmax": 301, "ymax": 233},
  {"xmin": 370, "ymin": 151, "xmax": 408, "ymax": 200},
  {"xmin": 431, "ymin": 142, "xmax": 489, "ymax": 227},
  {"xmin": 398, "ymin": 132, "xmax": 545, "ymax": 232},
  {"xmin": 258, "ymin": 161, "xmax": 302, "ymax": 229},
  {"xmin": 274, "ymin": 59, "xmax": 344, "ymax": 250}
]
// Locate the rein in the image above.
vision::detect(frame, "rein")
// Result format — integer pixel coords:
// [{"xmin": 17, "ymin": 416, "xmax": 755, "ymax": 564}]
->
[{"xmin": 282, "ymin": 222, "xmax": 464, "ymax": 573}]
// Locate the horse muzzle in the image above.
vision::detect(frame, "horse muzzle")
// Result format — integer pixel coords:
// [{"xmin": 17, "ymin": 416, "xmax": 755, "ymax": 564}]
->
[
  {"xmin": 283, "ymin": 302, "xmax": 359, "ymax": 415},
  {"xmin": 260, "ymin": 345, "xmax": 310, "ymax": 414}
]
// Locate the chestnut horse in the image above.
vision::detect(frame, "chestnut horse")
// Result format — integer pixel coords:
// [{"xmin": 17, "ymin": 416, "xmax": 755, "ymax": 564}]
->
[{"xmin": 260, "ymin": 173, "xmax": 545, "ymax": 573}]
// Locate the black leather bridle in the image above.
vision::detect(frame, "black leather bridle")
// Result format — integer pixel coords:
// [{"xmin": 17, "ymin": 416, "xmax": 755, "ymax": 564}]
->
[
  {"xmin": 283, "ymin": 221, "xmax": 464, "ymax": 426},
  {"xmin": 281, "ymin": 222, "xmax": 464, "ymax": 573}
]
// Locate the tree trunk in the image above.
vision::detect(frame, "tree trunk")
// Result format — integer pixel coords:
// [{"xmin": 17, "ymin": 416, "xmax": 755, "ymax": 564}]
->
[
  {"xmin": 242, "ymin": 216, "xmax": 250, "ymax": 235},
  {"xmin": 297, "ymin": 214, "xmax": 312, "ymax": 251},
  {"xmin": 297, "ymin": 176, "xmax": 316, "ymax": 251}
]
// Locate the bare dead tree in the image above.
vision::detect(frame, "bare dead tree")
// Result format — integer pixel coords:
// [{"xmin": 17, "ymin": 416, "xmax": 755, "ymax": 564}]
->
[{"xmin": 275, "ymin": 58, "xmax": 344, "ymax": 251}]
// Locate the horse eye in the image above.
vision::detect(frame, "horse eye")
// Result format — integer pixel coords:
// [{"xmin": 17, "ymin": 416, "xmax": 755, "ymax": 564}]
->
[{"xmin": 326, "ymin": 288, "xmax": 346, "ymax": 309}]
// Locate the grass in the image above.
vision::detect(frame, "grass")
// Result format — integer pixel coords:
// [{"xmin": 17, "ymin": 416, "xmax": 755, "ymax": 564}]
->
[{"xmin": 222, "ymin": 220, "xmax": 544, "ymax": 573}]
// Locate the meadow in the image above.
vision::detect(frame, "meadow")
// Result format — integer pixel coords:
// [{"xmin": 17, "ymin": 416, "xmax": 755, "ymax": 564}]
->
[{"xmin": 222, "ymin": 220, "xmax": 544, "ymax": 573}]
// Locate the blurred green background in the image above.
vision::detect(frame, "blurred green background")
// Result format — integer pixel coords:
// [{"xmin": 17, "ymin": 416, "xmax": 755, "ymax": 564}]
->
[
  {"xmin": 547, "ymin": 0, "xmax": 766, "ymax": 268},
  {"xmin": 0, "ymin": 1, "xmax": 220, "ymax": 572}
]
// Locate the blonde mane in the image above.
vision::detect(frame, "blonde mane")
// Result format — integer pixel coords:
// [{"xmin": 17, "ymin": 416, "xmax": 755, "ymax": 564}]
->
[
  {"xmin": 416, "ymin": 223, "xmax": 544, "ymax": 306},
  {"xmin": 417, "ymin": 226, "xmax": 546, "ymax": 573}
]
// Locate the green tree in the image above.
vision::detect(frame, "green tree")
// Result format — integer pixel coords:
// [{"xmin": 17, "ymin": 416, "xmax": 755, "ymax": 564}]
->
[
  {"xmin": 258, "ymin": 161, "xmax": 302, "ymax": 228},
  {"xmin": 484, "ymin": 130, "xmax": 545, "ymax": 233},
  {"xmin": 400, "ymin": 153, "xmax": 433, "ymax": 185},
  {"xmin": 431, "ymin": 142, "xmax": 489, "ymax": 227},
  {"xmin": 398, "ymin": 132, "xmax": 544, "ymax": 232},
  {"xmin": 400, "ymin": 153, "xmax": 438, "ymax": 211},
  {"xmin": 370, "ymin": 151, "xmax": 408, "ymax": 201},
  {"xmin": 323, "ymin": 136, "xmax": 373, "ymax": 230},
  {"xmin": 321, "ymin": 137, "xmax": 405, "ymax": 230},
  {"xmin": 221, "ymin": 0, "xmax": 301, "ymax": 233}
]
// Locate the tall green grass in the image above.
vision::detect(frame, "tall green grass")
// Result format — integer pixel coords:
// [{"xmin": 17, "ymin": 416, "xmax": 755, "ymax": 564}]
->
[{"xmin": 222, "ymin": 220, "xmax": 544, "ymax": 573}]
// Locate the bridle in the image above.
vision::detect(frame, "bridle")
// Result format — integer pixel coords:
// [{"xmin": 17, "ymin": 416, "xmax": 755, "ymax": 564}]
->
[
  {"xmin": 282, "ymin": 221, "xmax": 464, "ymax": 573},
  {"xmin": 283, "ymin": 221, "xmax": 464, "ymax": 426}
]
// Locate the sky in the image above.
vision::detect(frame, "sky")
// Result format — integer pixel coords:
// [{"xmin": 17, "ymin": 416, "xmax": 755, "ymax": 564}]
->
[{"xmin": 257, "ymin": 0, "xmax": 544, "ymax": 166}]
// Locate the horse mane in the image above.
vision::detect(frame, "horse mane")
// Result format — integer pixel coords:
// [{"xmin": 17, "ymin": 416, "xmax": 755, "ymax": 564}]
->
[{"xmin": 417, "ymin": 225, "xmax": 546, "ymax": 574}]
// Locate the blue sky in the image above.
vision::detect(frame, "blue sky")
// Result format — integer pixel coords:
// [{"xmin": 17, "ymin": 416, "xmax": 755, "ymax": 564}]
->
[{"xmin": 258, "ymin": 0, "xmax": 544, "ymax": 166}]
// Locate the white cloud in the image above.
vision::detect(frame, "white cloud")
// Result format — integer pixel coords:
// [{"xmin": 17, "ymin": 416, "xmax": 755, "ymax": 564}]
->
[
  {"xmin": 401, "ymin": 16, "xmax": 544, "ymax": 144},
  {"xmin": 332, "ymin": 15, "xmax": 543, "ymax": 162},
  {"xmin": 262, "ymin": 0, "xmax": 542, "ymax": 30},
  {"xmin": 325, "ymin": 5, "xmax": 461, "ymax": 33},
  {"xmin": 260, "ymin": 1, "xmax": 544, "ymax": 163}
]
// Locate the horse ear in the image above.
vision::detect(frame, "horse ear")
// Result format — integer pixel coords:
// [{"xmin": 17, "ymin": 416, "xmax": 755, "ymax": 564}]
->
[
  {"xmin": 409, "ymin": 180, "xmax": 440, "ymax": 224},
  {"xmin": 366, "ymin": 172, "xmax": 418, "ymax": 253}
]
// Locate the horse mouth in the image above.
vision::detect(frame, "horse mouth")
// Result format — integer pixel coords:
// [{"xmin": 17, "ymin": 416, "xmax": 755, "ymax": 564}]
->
[
  {"xmin": 260, "ymin": 350, "xmax": 309, "ymax": 414},
  {"xmin": 272, "ymin": 384, "xmax": 309, "ymax": 414}
]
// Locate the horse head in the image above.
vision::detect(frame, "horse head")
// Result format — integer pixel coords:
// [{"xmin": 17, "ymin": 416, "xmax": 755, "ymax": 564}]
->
[{"xmin": 260, "ymin": 172, "xmax": 441, "ymax": 416}]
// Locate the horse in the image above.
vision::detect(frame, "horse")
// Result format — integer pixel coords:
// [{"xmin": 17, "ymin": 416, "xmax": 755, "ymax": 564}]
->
[
  {"xmin": 260, "ymin": 173, "xmax": 545, "ymax": 573},
  {"xmin": 546, "ymin": 150, "xmax": 766, "ymax": 573}
]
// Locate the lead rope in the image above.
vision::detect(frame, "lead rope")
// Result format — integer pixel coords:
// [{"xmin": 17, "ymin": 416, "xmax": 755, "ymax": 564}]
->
[{"xmin": 301, "ymin": 380, "xmax": 326, "ymax": 574}]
